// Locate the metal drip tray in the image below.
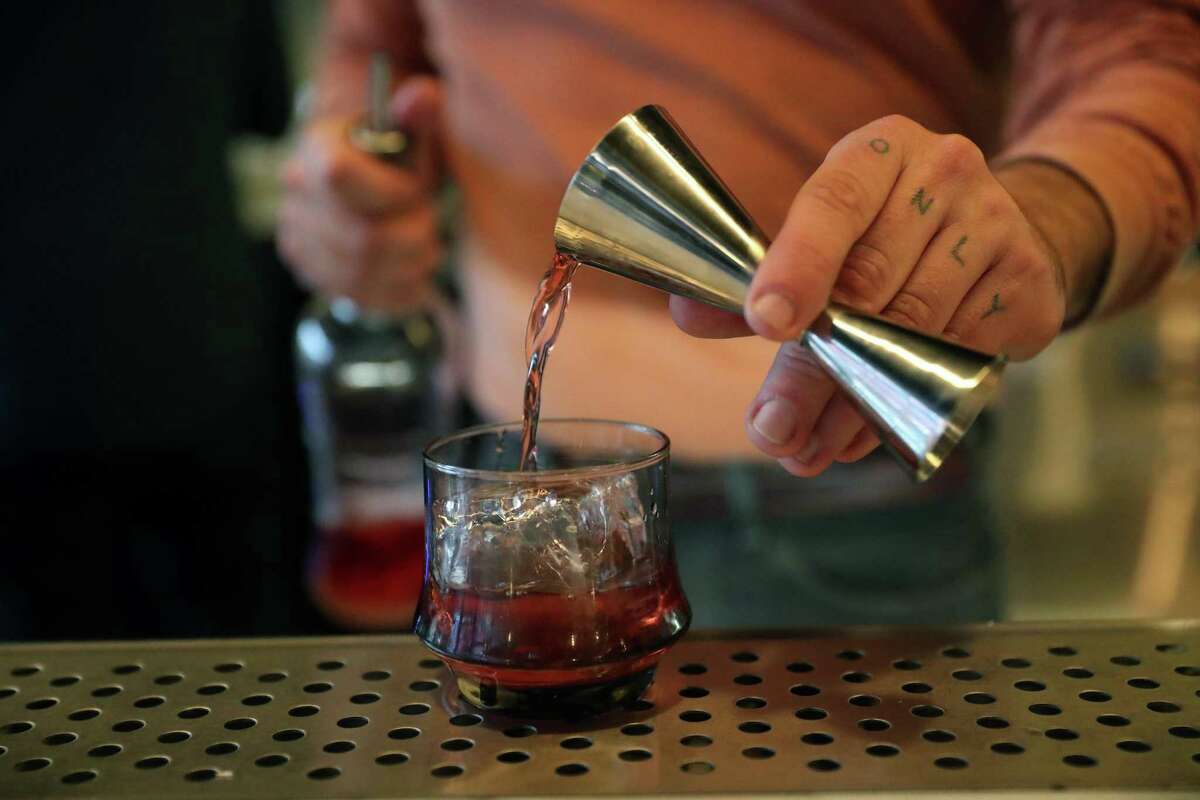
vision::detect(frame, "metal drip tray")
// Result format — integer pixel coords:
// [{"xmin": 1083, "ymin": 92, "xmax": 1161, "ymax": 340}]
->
[{"xmin": 1, "ymin": 621, "xmax": 1198, "ymax": 797}]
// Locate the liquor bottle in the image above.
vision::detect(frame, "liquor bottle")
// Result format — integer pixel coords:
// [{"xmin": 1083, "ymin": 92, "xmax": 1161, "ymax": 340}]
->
[{"xmin": 295, "ymin": 54, "xmax": 455, "ymax": 629}]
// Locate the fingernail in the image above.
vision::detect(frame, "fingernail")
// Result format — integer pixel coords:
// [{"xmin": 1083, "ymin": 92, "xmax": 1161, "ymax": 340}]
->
[
  {"xmin": 751, "ymin": 398, "xmax": 797, "ymax": 445},
  {"xmin": 795, "ymin": 436, "xmax": 822, "ymax": 465},
  {"xmin": 749, "ymin": 293, "xmax": 796, "ymax": 335}
]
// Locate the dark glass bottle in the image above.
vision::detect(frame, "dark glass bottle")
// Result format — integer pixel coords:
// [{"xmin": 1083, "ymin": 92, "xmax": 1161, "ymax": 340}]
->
[
  {"xmin": 296, "ymin": 297, "xmax": 455, "ymax": 629},
  {"xmin": 294, "ymin": 54, "xmax": 458, "ymax": 629}
]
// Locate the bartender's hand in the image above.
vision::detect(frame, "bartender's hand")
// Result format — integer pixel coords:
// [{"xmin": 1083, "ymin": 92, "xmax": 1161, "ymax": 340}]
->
[
  {"xmin": 278, "ymin": 77, "xmax": 444, "ymax": 312},
  {"xmin": 671, "ymin": 115, "xmax": 1112, "ymax": 476}
]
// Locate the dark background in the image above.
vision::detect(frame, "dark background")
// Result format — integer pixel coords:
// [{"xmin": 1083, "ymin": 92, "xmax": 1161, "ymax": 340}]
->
[{"xmin": 0, "ymin": 2, "xmax": 327, "ymax": 640}]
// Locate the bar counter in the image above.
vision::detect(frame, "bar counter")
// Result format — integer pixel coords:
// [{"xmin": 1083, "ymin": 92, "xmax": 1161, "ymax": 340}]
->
[{"xmin": 2, "ymin": 620, "xmax": 1197, "ymax": 797}]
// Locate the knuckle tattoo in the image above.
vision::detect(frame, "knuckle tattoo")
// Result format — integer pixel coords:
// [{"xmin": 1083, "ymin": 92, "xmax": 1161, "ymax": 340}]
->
[
  {"xmin": 980, "ymin": 292, "xmax": 1006, "ymax": 320},
  {"xmin": 910, "ymin": 186, "xmax": 934, "ymax": 215},
  {"xmin": 950, "ymin": 234, "xmax": 968, "ymax": 266}
]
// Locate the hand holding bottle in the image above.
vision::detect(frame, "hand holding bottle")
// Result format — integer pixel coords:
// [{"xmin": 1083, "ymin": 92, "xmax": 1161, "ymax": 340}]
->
[{"xmin": 278, "ymin": 76, "xmax": 445, "ymax": 312}]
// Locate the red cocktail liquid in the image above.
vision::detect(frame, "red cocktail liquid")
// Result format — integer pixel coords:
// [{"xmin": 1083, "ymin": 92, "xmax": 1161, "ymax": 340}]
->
[
  {"xmin": 518, "ymin": 252, "xmax": 580, "ymax": 469},
  {"xmin": 419, "ymin": 570, "xmax": 689, "ymax": 714},
  {"xmin": 308, "ymin": 517, "xmax": 425, "ymax": 630},
  {"xmin": 414, "ymin": 251, "xmax": 690, "ymax": 713}
]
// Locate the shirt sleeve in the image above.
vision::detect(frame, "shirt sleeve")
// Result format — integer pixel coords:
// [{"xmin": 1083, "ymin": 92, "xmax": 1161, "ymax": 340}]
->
[
  {"xmin": 997, "ymin": 0, "xmax": 1200, "ymax": 317},
  {"xmin": 313, "ymin": 0, "xmax": 433, "ymax": 118}
]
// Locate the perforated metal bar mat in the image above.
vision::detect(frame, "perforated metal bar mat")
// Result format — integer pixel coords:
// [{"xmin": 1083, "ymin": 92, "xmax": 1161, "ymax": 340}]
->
[{"xmin": 1, "ymin": 622, "xmax": 1198, "ymax": 798}]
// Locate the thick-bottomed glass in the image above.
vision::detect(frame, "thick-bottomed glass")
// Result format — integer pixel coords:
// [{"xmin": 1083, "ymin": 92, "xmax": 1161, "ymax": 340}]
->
[{"xmin": 415, "ymin": 420, "xmax": 690, "ymax": 714}]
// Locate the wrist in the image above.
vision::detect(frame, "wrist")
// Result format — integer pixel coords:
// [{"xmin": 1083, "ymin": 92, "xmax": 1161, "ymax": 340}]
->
[{"xmin": 993, "ymin": 159, "xmax": 1115, "ymax": 326}]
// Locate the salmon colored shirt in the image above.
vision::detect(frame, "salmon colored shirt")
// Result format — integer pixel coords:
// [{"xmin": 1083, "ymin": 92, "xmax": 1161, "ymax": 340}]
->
[{"xmin": 316, "ymin": 0, "xmax": 1200, "ymax": 462}]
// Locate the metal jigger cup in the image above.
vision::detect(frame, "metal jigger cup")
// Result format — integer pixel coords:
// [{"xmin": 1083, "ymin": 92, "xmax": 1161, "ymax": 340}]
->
[{"xmin": 554, "ymin": 105, "xmax": 1004, "ymax": 482}]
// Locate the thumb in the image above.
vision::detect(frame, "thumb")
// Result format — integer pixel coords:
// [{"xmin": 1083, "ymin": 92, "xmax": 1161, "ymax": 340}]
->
[{"xmin": 389, "ymin": 76, "xmax": 445, "ymax": 185}]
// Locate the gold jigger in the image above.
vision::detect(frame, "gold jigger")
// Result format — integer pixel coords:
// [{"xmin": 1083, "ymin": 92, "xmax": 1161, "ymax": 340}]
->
[{"xmin": 554, "ymin": 105, "xmax": 1004, "ymax": 482}]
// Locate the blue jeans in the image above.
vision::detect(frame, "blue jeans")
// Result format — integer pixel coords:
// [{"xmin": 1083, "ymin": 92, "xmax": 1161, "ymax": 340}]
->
[{"xmin": 669, "ymin": 444, "xmax": 1003, "ymax": 629}]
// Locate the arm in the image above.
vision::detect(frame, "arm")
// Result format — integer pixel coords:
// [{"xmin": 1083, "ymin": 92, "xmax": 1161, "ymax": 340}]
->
[
  {"xmin": 995, "ymin": 0, "xmax": 1200, "ymax": 320},
  {"xmin": 277, "ymin": 0, "xmax": 445, "ymax": 312},
  {"xmin": 672, "ymin": 0, "xmax": 1200, "ymax": 476}
]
